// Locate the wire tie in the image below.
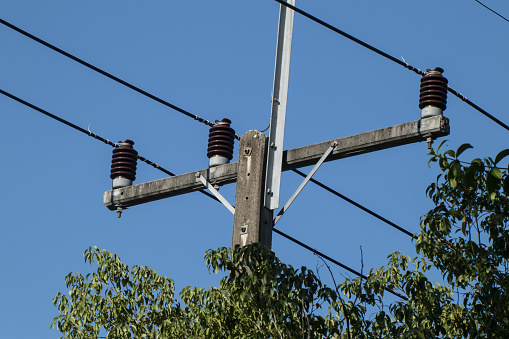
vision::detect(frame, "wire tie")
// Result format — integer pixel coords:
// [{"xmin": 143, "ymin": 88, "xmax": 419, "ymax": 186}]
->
[{"xmin": 401, "ymin": 56, "xmax": 412, "ymax": 71}]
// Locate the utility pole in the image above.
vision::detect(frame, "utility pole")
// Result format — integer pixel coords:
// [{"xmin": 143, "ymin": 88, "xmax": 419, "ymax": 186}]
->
[
  {"xmin": 232, "ymin": 130, "xmax": 273, "ymax": 248},
  {"xmin": 104, "ymin": 116, "xmax": 450, "ymax": 245},
  {"xmin": 103, "ymin": 2, "xmax": 451, "ymax": 250}
]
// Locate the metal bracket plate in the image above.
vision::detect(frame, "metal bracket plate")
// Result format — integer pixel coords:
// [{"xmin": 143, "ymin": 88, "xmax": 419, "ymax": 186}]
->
[
  {"xmin": 273, "ymin": 141, "xmax": 337, "ymax": 225},
  {"xmin": 264, "ymin": 0, "xmax": 296, "ymax": 211},
  {"xmin": 196, "ymin": 172, "xmax": 235, "ymax": 215}
]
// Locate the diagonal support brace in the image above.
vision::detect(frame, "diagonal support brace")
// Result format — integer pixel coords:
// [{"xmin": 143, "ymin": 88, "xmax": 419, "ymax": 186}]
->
[
  {"xmin": 273, "ymin": 141, "xmax": 337, "ymax": 226},
  {"xmin": 196, "ymin": 172, "xmax": 235, "ymax": 215}
]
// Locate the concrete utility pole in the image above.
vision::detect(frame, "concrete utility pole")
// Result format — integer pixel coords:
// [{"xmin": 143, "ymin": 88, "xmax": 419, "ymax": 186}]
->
[
  {"xmin": 103, "ymin": 2, "xmax": 451, "ymax": 250},
  {"xmin": 104, "ymin": 115, "xmax": 450, "ymax": 248},
  {"xmin": 232, "ymin": 130, "xmax": 273, "ymax": 248}
]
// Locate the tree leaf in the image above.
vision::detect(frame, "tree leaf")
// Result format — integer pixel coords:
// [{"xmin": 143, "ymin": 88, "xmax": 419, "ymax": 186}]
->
[
  {"xmin": 449, "ymin": 177, "xmax": 457, "ymax": 188},
  {"xmin": 456, "ymin": 143, "xmax": 473, "ymax": 158},
  {"xmin": 444, "ymin": 150, "xmax": 456, "ymax": 158},
  {"xmin": 449, "ymin": 208, "xmax": 462, "ymax": 219},
  {"xmin": 451, "ymin": 161, "xmax": 462, "ymax": 178},
  {"xmin": 503, "ymin": 176, "xmax": 509, "ymax": 195},
  {"xmin": 494, "ymin": 149, "xmax": 509, "ymax": 165},
  {"xmin": 436, "ymin": 139, "xmax": 448, "ymax": 152},
  {"xmin": 490, "ymin": 167, "xmax": 503, "ymax": 180}
]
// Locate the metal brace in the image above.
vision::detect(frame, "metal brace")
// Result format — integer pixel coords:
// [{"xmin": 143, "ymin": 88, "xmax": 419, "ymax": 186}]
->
[
  {"xmin": 196, "ymin": 172, "xmax": 235, "ymax": 215},
  {"xmin": 273, "ymin": 141, "xmax": 338, "ymax": 226}
]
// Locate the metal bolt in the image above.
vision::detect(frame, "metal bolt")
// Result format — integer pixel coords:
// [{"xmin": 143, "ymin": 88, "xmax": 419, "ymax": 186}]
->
[
  {"xmin": 195, "ymin": 172, "xmax": 201, "ymax": 178},
  {"xmin": 116, "ymin": 206, "xmax": 123, "ymax": 218},
  {"xmin": 267, "ymin": 188, "xmax": 271, "ymax": 194},
  {"xmin": 270, "ymin": 142, "xmax": 275, "ymax": 148},
  {"xmin": 427, "ymin": 136, "xmax": 434, "ymax": 149}
]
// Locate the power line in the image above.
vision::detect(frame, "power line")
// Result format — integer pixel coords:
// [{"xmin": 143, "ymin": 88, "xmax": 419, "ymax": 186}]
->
[
  {"xmin": 0, "ymin": 15, "xmax": 408, "ymax": 233},
  {"xmin": 475, "ymin": 0, "xmax": 509, "ymax": 23},
  {"xmin": 0, "ymin": 18, "xmax": 235, "ymax": 136},
  {"xmin": 274, "ymin": 0, "xmax": 425, "ymax": 75},
  {"xmin": 273, "ymin": 0, "xmax": 509, "ymax": 133},
  {"xmin": 292, "ymin": 169, "xmax": 414, "ymax": 238},
  {"xmin": 0, "ymin": 88, "xmax": 118, "ymax": 147},
  {"xmin": 0, "ymin": 16, "xmax": 413, "ymax": 238},
  {"xmin": 1, "ymin": 14, "xmax": 417, "ymax": 298},
  {"xmin": 4, "ymin": 14, "xmax": 503, "ymax": 221},
  {"xmin": 0, "ymin": 88, "xmax": 406, "ymax": 301},
  {"xmin": 0, "ymin": 88, "xmax": 218, "ymax": 201},
  {"xmin": 273, "ymin": 227, "xmax": 408, "ymax": 301}
]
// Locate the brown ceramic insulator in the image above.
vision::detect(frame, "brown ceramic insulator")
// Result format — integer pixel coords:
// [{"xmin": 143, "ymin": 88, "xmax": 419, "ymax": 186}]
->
[
  {"xmin": 207, "ymin": 118, "xmax": 235, "ymax": 161},
  {"xmin": 419, "ymin": 67, "xmax": 448, "ymax": 111},
  {"xmin": 110, "ymin": 139, "xmax": 138, "ymax": 181}
]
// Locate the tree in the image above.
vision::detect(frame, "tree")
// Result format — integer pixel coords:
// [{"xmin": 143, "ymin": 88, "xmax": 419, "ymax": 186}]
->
[{"xmin": 52, "ymin": 144, "xmax": 509, "ymax": 338}]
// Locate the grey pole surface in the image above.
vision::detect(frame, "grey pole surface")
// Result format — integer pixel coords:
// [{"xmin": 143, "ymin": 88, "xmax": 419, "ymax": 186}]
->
[
  {"xmin": 104, "ymin": 116, "xmax": 449, "ymax": 211},
  {"xmin": 265, "ymin": 0, "xmax": 296, "ymax": 211},
  {"xmin": 232, "ymin": 130, "xmax": 273, "ymax": 248}
]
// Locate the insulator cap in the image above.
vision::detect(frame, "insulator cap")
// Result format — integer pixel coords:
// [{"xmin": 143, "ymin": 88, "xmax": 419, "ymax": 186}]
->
[
  {"xmin": 207, "ymin": 118, "xmax": 235, "ymax": 167},
  {"xmin": 110, "ymin": 140, "xmax": 138, "ymax": 182},
  {"xmin": 419, "ymin": 67, "xmax": 448, "ymax": 112}
]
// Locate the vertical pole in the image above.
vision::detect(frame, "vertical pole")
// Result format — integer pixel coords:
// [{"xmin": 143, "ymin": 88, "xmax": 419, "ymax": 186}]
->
[
  {"xmin": 265, "ymin": 0, "xmax": 296, "ymax": 211},
  {"xmin": 232, "ymin": 130, "xmax": 273, "ymax": 248}
]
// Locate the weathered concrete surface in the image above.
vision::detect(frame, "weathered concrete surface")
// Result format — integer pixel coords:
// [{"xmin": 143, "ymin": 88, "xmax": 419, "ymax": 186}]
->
[
  {"xmin": 104, "ymin": 116, "xmax": 449, "ymax": 210},
  {"xmin": 104, "ymin": 162, "xmax": 238, "ymax": 210},
  {"xmin": 232, "ymin": 130, "xmax": 273, "ymax": 248},
  {"xmin": 282, "ymin": 115, "xmax": 449, "ymax": 170}
]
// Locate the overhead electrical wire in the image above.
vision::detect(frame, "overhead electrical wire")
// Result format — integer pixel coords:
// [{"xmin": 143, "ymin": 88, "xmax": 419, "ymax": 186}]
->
[
  {"xmin": 292, "ymin": 169, "xmax": 414, "ymax": 238},
  {"xmin": 0, "ymin": 18, "xmax": 242, "ymax": 138},
  {"xmin": 0, "ymin": 16, "xmax": 410, "ymax": 236},
  {"xmin": 0, "ymin": 88, "xmax": 218, "ymax": 201},
  {"xmin": 273, "ymin": 0, "xmax": 509, "ymax": 133},
  {"xmin": 474, "ymin": 0, "xmax": 509, "ymax": 23},
  {"xmin": 0, "ymin": 14, "xmax": 424, "ymax": 297},
  {"xmin": 0, "ymin": 89, "xmax": 403, "ymax": 300},
  {"xmin": 273, "ymin": 228, "xmax": 408, "ymax": 300}
]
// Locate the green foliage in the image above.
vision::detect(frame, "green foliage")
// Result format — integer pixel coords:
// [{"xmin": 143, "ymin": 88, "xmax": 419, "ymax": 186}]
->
[
  {"xmin": 52, "ymin": 144, "xmax": 509, "ymax": 338},
  {"xmin": 51, "ymin": 247, "xmax": 181, "ymax": 338},
  {"xmin": 420, "ymin": 144, "xmax": 509, "ymax": 337}
]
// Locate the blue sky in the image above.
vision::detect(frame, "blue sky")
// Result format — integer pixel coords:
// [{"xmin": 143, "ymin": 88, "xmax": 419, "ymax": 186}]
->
[{"xmin": 1, "ymin": 1, "xmax": 508, "ymax": 337}]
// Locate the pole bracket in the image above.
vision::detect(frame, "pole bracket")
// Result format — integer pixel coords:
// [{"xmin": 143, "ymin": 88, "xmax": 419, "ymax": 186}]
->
[
  {"xmin": 273, "ymin": 141, "xmax": 337, "ymax": 226},
  {"xmin": 196, "ymin": 172, "xmax": 235, "ymax": 215}
]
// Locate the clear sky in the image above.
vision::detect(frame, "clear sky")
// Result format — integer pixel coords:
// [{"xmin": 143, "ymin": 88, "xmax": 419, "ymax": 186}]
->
[{"xmin": 1, "ymin": 1, "xmax": 508, "ymax": 337}]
